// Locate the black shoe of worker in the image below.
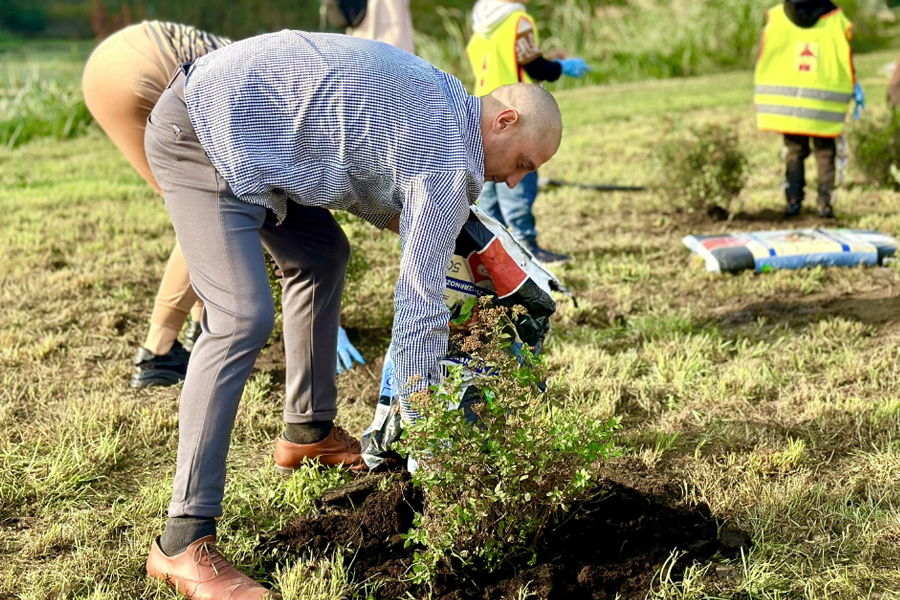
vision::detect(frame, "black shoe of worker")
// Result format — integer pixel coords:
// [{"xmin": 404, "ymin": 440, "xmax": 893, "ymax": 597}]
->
[
  {"xmin": 526, "ymin": 242, "xmax": 570, "ymax": 265},
  {"xmin": 785, "ymin": 199, "xmax": 802, "ymax": 217},
  {"xmin": 183, "ymin": 320, "xmax": 202, "ymax": 352},
  {"xmin": 130, "ymin": 340, "xmax": 190, "ymax": 388}
]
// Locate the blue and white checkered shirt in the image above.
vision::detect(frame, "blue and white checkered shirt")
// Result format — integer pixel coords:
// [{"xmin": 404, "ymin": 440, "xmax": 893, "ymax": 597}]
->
[{"xmin": 184, "ymin": 30, "xmax": 485, "ymax": 418}]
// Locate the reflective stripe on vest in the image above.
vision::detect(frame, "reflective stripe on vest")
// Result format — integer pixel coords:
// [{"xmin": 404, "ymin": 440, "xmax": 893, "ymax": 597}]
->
[
  {"xmin": 755, "ymin": 85, "xmax": 852, "ymax": 103},
  {"xmin": 756, "ymin": 104, "xmax": 846, "ymax": 122},
  {"xmin": 466, "ymin": 11, "xmax": 537, "ymax": 97},
  {"xmin": 754, "ymin": 4, "xmax": 853, "ymax": 137}
]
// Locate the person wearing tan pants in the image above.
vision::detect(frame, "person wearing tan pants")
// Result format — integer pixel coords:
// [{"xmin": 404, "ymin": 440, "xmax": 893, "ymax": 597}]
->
[{"xmin": 83, "ymin": 21, "xmax": 231, "ymax": 387}]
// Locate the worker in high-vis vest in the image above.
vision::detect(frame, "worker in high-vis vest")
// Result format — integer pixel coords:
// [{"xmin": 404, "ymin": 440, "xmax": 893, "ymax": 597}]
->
[
  {"xmin": 755, "ymin": 0, "xmax": 863, "ymax": 219},
  {"xmin": 466, "ymin": 0, "xmax": 589, "ymax": 265}
]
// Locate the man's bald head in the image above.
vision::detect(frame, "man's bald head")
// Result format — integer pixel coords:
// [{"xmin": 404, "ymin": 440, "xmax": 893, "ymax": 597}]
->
[
  {"xmin": 489, "ymin": 84, "xmax": 563, "ymax": 151},
  {"xmin": 479, "ymin": 83, "xmax": 563, "ymax": 188}
]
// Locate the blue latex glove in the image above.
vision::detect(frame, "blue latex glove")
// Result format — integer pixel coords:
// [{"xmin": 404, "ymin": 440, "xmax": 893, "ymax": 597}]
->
[
  {"xmin": 854, "ymin": 82, "xmax": 865, "ymax": 120},
  {"xmin": 555, "ymin": 57, "xmax": 590, "ymax": 78},
  {"xmin": 336, "ymin": 326, "xmax": 365, "ymax": 374}
]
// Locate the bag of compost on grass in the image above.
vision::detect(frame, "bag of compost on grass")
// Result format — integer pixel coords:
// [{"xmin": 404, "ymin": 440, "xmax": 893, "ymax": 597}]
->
[
  {"xmin": 683, "ymin": 229, "xmax": 899, "ymax": 274},
  {"xmin": 360, "ymin": 205, "xmax": 569, "ymax": 469}
]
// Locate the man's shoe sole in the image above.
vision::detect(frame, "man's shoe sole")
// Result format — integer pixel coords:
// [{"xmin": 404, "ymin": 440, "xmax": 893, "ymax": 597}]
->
[
  {"xmin": 275, "ymin": 459, "xmax": 366, "ymax": 477},
  {"xmin": 131, "ymin": 370, "xmax": 186, "ymax": 389}
]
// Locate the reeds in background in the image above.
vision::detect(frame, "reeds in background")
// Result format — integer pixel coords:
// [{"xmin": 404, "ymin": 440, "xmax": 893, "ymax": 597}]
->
[
  {"xmin": 0, "ymin": 0, "xmax": 896, "ymax": 149},
  {"xmin": 0, "ymin": 59, "xmax": 92, "ymax": 149},
  {"xmin": 416, "ymin": 0, "xmax": 897, "ymax": 87}
]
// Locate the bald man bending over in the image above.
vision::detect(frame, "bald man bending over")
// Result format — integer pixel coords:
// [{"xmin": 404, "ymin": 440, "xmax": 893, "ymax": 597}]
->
[{"xmin": 141, "ymin": 30, "xmax": 561, "ymax": 598}]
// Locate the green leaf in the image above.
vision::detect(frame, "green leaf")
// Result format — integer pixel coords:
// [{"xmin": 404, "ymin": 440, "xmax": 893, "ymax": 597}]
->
[{"xmin": 451, "ymin": 296, "xmax": 478, "ymax": 325}]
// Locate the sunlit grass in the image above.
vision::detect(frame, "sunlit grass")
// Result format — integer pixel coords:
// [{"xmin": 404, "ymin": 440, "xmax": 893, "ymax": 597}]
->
[{"xmin": 3, "ymin": 34, "xmax": 900, "ymax": 600}]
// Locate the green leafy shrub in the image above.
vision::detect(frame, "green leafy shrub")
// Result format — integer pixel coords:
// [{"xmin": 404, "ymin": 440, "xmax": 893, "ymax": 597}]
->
[
  {"xmin": 402, "ymin": 298, "xmax": 620, "ymax": 580},
  {"xmin": 848, "ymin": 109, "xmax": 900, "ymax": 190},
  {"xmin": 659, "ymin": 123, "xmax": 748, "ymax": 214}
]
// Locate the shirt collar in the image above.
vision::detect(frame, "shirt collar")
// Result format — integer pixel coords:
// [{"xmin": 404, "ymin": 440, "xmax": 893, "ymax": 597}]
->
[{"xmin": 463, "ymin": 94, "xmax": 485, "ymax": 185}]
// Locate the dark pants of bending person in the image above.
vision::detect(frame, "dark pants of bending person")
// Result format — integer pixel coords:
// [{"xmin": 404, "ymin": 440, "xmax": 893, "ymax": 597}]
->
[
  {"xmin": 784, "ymin": 133, "xmax": 836, "ymax": 208},
  {"xmin": 145, "ymin": 73, "xmax": 350, "ymax": 518}
]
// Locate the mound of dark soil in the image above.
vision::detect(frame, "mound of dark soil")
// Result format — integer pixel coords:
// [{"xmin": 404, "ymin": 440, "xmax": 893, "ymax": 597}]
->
[{"xmin": 265, "ymin": 461, "xmax": 749, "ymax": 599}]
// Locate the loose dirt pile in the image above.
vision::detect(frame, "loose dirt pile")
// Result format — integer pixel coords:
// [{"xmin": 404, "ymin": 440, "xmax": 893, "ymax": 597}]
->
[{"xmin": 266, "ymin": 460, "xmax": 749, "ymax": 599}]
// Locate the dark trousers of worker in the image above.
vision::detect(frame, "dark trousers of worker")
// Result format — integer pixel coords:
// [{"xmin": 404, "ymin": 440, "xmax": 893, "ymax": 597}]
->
[
  {"xmin": 145, "ymin": 77, "xmax": 350, "ymax": 519},
  {"xmin": 784, "ymin": 134, "xmax": 836, "ymax": 207}
]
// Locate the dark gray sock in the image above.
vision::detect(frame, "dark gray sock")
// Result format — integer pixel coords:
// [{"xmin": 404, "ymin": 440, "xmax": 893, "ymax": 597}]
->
[
  {"xmin": 160, "ymin": 516, "xmax": 216, "ymax": 556},
  {"xmin": 284, "ymin": 421, "xmax": 333, "ymax": 445}
]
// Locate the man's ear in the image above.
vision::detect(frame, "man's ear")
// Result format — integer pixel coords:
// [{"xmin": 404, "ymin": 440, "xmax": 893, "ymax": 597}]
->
[{"xmin": 493, "ymin": 108, "xmax": 520, "ymax": 134}]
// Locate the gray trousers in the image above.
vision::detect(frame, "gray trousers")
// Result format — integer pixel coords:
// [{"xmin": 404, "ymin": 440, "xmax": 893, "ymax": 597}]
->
[{"xmin": 145, "ymin": 75, "xmax": 349, "ymax": 518}]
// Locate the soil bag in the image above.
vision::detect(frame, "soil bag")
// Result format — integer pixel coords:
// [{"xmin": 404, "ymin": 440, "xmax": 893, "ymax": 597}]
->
[
  {"xmin": 360, "ymin": 205, "xmax": 568, "ymax": 469},
  {"xmin": 683, "ymin": 229, "xmax": 898, "ymax": 274}
]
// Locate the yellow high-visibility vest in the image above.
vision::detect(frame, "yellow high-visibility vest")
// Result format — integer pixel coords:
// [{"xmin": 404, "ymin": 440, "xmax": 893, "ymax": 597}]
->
[
  {"xmin": 754, "ymin": 4, "xmax": 853, "ymax": 137},
  {"xmin": 466, "ymin": 11, "xmax": 537, "ymax": 97}
]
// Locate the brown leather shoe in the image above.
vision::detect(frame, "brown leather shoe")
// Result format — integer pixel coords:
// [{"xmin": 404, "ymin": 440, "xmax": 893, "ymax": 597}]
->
[
  {"xmin": 146, "ymin": 535, "xmax": 279, "ymax": 599},
  {"xmin": 274, "ymin": 425, "xmax": 364, "ymax": 474}
]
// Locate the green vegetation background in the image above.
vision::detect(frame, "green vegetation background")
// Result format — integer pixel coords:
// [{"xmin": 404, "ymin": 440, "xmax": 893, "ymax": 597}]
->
[
  {"xmin": 2, "ymin": 0, "xmax": 898, "ymax": 87},
  {"xmin": 5, "ymin": 43, "xmax": 900, "ymax": 597},
  {"xmin": 4, "ymin": 1, "xmax": 900, "ymax": 597}
]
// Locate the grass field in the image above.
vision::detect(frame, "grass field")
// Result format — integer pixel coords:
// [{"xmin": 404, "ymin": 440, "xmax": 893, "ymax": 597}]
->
[{"xmin": 3, "ymin": 40, "xmax": 900, "ymax": 599}]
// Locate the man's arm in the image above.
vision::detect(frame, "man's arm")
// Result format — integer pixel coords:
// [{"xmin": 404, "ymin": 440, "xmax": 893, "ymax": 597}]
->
[
  {"xmin": 345, "ymin": 206, "xmax": 397, "ymax": 230},
  {"xmin": 514, "ymin": 17, "xmax": 563, "ymax": 82},
  {"xmin": 515, "ymin": 17, "xmax": 587, "ymax": 82},
  {"xmin": 391, "ymin": 171, "xmax": 471, "ymax": 422},
  {"xmin": 523, "ymin": 56, "xmax": 563, "ymax": 82}
]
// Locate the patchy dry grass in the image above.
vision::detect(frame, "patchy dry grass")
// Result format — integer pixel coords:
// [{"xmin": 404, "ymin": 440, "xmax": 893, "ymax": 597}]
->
[{"xmin": 3, "ymin": 41, "xmax": 900, "ymax": 599}]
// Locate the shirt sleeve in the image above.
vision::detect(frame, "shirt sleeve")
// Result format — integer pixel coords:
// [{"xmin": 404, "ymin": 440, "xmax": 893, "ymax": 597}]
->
[
  {"xmin": 345, "ymin": 205, "xmax": 398, "ymax": 230},
  {"xmin": 391, "ymin": 171, "xmax": 472, "ymax": 422},
  {"xmin": 523, "ymin": 55, "xmax": 562, "ymax": 82}
]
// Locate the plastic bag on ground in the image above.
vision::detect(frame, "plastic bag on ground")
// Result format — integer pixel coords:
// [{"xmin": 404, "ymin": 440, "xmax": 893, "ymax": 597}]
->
[{"xmin": 683, "ymin": 228, "xmax": 898, "ymax": 273}]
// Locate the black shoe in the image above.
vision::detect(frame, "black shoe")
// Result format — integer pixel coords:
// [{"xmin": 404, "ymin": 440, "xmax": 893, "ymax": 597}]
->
[
  {"xmin": 183, "ymin": 320, "xmax": 201, "ymax": 352},
  {"xmin": 526, "ymin": 243, "xmax": 570, "ymax": 265},
  {"xmin": 817, "ymin": 204, "xmax": 835, "ymax": 219},
  {"xmin": 785, "ymin": 200, "xmax": 802, "ymax": 217},
  {"xmin": 130, "ymin": 340, "xmax": 190, "ymax": 388}
]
